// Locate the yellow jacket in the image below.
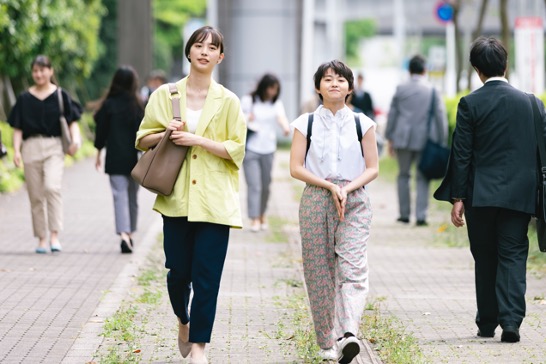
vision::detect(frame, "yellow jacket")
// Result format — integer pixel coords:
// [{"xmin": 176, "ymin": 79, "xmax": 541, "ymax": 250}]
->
[{"xmin": 136, "ymin": 78, "xmax": 246, "ymax": 228}]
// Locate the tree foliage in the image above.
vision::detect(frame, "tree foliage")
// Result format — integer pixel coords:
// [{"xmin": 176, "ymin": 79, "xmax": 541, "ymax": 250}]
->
[
  {"xmin": 0, "ymin": 0, "xmax": 104, "ymax": 95},
  {"xmin": 344, "ymin": 19, "xmax": 377, "ymax": 65},
  {"xmin": 152, "ymin": 0, "xmax": 206, "ymax": 73}
]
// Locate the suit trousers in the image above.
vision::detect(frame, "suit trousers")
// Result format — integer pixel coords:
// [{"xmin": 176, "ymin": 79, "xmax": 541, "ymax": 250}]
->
[
  {"xmin": 162, "ymin": 216, "xmax": 230, "ymax": 343},
  {"xmin": 21, "ymin": 136, "xmax": 64, "ymax": 238},
  {"xmin": 109, "ymin": 175, "xmax": 139, "ymax": 234},
  {"xmin": 299, "ymin": 181, "xmax": 371, "ymax": 349},
  {"xmin": 395, "ymin": 148, "xmax": 429, "ymax": 221},
  {"xmin": 242, "ymin": 150, "xmax": 274, "ymax": 219},
  {"xmin": 465, "ymin": 206, "xmax": 530, "ymax": 332}
]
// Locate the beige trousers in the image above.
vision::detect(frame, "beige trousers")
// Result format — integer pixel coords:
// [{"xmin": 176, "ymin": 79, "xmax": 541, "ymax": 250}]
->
[{"xmin": 21, "ymin": 136, "xmax": 64, "ymax": 238}]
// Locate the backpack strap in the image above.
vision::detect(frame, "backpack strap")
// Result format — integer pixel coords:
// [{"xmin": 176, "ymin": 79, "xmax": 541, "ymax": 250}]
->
[
  {"xmin": 354, "ymin": 113, "xmax": 364, "ymax": 157},
  {"xmin": 305, "ymin": 113, "xmax": 314, "ymax": 160},
  {"xmin": 306, "ymin": 112, "xmax": 364, "ymax": 160}
]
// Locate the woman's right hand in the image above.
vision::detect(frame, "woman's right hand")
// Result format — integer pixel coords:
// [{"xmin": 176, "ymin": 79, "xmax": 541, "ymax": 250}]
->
[
  {"xmin": 167, "ymin": 119, "xmax": 185, "ymax": 131},
  {"xmin": 13, "ymin": 151, "xmax": 22, "ymax": 168}
]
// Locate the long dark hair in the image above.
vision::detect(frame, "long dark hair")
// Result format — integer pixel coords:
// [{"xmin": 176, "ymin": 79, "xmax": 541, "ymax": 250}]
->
[
  {"xmin": 104, "ymin": 65, "xmax": 143, "ymax": 110},
  {"xmin": 251, "ymin": 73, "xmax": 281, "ymax": 103}
]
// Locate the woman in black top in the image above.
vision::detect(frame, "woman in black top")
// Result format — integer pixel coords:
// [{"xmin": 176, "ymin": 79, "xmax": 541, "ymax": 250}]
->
[
  {"xmin": 94, "ymin": 65, "xmax": 144, "ymax": 253},
  {"xmin": 8, "ymin": 55, "xmax": 82, "ymax": 254}
]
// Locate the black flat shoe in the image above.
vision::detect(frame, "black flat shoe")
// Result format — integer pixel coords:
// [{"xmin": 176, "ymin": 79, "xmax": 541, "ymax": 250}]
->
[
  {"xmin": 396, "ymin": 217, "xmax": 409, "ymax": 224},
  {"xmin": 416, "ymin": 220, "xmax": 428, "ymax": 226},
  {"xmin": 120, "ymin": 239, "xmax": 133, "ymax": 254},
  {"xmin": 501, "ymin": 326, "xmax": 520, "ymax": 343}
]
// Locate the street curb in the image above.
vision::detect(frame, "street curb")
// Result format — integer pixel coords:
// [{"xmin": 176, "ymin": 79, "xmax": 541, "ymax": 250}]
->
[{"xmin": 61, "ymin": 214, "xmax": 163, "ymax": 364}]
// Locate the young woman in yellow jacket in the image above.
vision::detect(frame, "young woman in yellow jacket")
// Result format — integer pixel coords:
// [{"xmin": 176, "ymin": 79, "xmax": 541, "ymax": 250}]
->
[{"xmin": 136, "ymin": 26, "xmax": 246, "ymax": 364}]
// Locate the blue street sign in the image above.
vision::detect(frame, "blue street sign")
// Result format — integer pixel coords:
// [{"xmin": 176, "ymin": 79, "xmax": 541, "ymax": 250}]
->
[{"xmin": 435, "ymin": 1, "xmax": 453, "ymax": 23}]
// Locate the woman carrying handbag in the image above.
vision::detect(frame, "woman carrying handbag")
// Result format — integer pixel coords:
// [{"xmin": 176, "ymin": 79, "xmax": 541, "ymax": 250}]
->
[
  {"xmin": 135, "ymin": 26, "xmax": 246, "ymax": 364},
  {"xmin": 8, "ymin": 55, "xmax": 82, "ymax": 254}
]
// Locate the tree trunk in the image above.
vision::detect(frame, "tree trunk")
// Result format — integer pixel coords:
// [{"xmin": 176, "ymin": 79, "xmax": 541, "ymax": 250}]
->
[
  {"xmin": 499, "ymin": 0, "xmax": 510, "ymax": 78},
  {"xmin": 467, "ymin": 0, "xmax": 489, "ymax": 90}
]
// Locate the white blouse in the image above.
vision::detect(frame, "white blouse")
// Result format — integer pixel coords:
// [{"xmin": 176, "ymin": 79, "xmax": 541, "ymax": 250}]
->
[
  {"xmin": 291, "ymin": 105, "xmax": 375, "ymax": 181},
  {"xmin": 241, "ymin": 94, "xmax": 286, "ymax": 154},
  {"xmin": 186, "ymin": 108, "xmax": 202, "ymax": 134}
]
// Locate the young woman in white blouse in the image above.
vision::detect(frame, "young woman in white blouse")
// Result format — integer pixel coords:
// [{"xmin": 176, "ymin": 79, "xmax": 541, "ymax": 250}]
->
[
  {"xmin": 242, "ymin": 73, "xmax": 290, "ymax": 232},
  {"xmin": 289, "ymin": 60, "xmax": 379, "ymax": 363}
]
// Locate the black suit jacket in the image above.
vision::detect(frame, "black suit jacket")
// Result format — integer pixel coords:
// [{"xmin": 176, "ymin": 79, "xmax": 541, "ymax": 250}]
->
[{"xmin": 434, "ymin": 80, "xmax": 546, "ymax": 215}]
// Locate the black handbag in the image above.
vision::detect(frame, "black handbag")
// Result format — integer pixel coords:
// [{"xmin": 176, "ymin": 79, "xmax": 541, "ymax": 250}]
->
[
  {"xmin": 529, "ymin": 93, "xmax": 546, "ymax": 252},
  {"xmin": 418, "ymin": 89, "xmax": 449, "ymax": 180}
]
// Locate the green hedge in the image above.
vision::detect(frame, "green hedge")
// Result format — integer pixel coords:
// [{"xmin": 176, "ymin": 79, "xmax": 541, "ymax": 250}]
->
[{"xmin": 0, "ymin": 113, "xmax": 96, "ymax": 193}]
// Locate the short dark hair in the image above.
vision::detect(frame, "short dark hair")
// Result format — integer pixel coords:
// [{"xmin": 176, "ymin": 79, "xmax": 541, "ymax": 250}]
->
[
  {"xmin": 408, "ymin": 55, "xmax": 426, "ymax": 74},
  {"xmin": 469, "ymin": 36, "xmax": 507, "ymax": 78},
  {"xmin": 184, "ymin": 26, "xmax": 224, "ymax": 62},
  {"xmin": 252, "ymin": 73, "xmax": 281, "ymax": 103},
  {"xmin": 313, "ymin": 60, "xmax": 354, "ymax": 101}
]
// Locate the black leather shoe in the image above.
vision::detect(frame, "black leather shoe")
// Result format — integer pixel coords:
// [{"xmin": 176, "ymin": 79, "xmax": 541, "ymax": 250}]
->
[
  {"xmin": 501, "ymin": 326, "xmax": 520, "ymax": 343},
  {"xmin": 416, "ymin": 220, "xmax": 428, "ymax": 226},
  {"xmin": 396, "ymin": 217, "xmax": 409, "ymax": 224},
  {"xmin": 477, "ymin": 329, "xmax": 495, "ymax": 338},
  {"xmin": 120, "ymin": 239, "xmax": 133, "ymax": 254}
]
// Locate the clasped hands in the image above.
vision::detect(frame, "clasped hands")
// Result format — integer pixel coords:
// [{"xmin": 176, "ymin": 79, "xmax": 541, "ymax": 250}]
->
[
  {"xmin": 167, "ymin": 119, "xmax": 201, "ymax": 146},
  {"xmin": 329, "ymin": 183, "xmax": 348, "ymax": 221}
]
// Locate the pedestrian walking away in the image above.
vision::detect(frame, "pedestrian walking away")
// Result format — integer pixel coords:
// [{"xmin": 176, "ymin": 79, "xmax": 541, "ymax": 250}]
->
[
  {"xmin": 242, "ymin": 73, "xmax": 290, "ymax": 232},
  {"xmin": 135, "ymin": 25, "xmax": 246, "ymax": 364},
  {"xmin": 290, "ymin": 60, "xmax": 379, "ymax": 363},
  {"xmin": 434, "ymin": 36, "xmax": 546, "ymax": 343},
  {"xmin": 7, "ymin": 54, "xmax": 82, "ymax": 254},
  {"xmin": 94, "ymin": 65, "xmax": 145, "ymax": 254},
  {"xmin": 385, "ymin": 54, "xmax": 448, "ymax": 226}
]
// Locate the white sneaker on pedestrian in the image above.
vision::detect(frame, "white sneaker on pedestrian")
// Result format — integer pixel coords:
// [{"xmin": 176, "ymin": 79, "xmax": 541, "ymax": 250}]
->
[
  {"xmin": 337, "ymin": 335, "xmax": 360, "ymax": 364},
  {"xmin": 318, "ymin": 346, "xmax": 339, "ymax": 361}
]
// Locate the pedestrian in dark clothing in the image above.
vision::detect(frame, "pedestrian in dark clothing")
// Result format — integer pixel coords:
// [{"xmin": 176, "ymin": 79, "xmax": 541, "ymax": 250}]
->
[
  {"xmin": 434, "ymin": 36, "xmax": 546, "ymax": 343},
  {"xmin": 8, "ymin": 55, "xmax": 82, "ymax": 254},
  {"xmin": 350, "ymin": 73, "xmax": 375, "ymax": 120},
  {"xmin": 94, "ymin": 65, "xmax": 144, "ymax": 254}
]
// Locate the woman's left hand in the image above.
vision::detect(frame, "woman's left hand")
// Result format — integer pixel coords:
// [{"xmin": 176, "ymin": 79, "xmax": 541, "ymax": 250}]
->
[
  {"xmin": 338, "ymin": 186, "xmax": 348, "ymax": 221},
  {"xmin": 170, "ymin": 130, "xmax": 203, "ymax": 147}
]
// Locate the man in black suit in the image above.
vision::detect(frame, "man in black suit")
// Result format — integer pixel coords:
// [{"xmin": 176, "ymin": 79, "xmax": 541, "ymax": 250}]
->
[{"xmin": 434, "ymin": 36, "xmax": 546, "ymax": 343}]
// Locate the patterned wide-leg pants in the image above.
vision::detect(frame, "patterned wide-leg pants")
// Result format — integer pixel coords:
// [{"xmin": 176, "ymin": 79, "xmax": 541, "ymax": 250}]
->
[{"xmin": 299, "ymin": 180, "xmax": 372, "ymax": 349}]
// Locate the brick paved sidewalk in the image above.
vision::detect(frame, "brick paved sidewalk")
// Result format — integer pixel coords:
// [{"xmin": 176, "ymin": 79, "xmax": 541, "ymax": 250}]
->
[
  {"xmin": 2, "ymin": 151, "xmax": 544, "ymax": 364},
  {"xmin": 367, "ymin": 170, "xmax": 546, "ymax": 363},
  {"xmin": 0, "ymin": 158, "xmax": 159, "ymax": 364}
]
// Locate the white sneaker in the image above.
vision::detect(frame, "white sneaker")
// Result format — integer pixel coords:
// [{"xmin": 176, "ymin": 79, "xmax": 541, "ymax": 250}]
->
[
  {"xmin": 338, "ymin": 335, "xmax": 360, "ymax": 364},
  {"xmin": 318, "ymin": 346, "xmax": 339, "ymax": 361}
]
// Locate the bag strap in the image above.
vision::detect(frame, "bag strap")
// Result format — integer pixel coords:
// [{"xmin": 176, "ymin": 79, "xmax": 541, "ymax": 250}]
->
[
  {"xmin": 425, "ymin": 88, "xmax": 435, "ymax": 133},
  {"xmin": 169, "ymin": 83, "xmax": 181, "ymax": 121},
  {"xmin": 57, "ymin": 87, "xmax": 64, "ymax": 116},
  {"xmin": 529, "ymin": 94, "xmax": 546, "ymax": 174}
]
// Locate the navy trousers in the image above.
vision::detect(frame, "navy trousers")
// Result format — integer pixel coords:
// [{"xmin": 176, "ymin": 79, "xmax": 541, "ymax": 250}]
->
[
  {"xmin": 465, "ymin": 206, "xmax": 529, "ymax": 333},
  {"xmin": 162, "ymin": 216, "xmax": 230, "ymax": 343}
]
